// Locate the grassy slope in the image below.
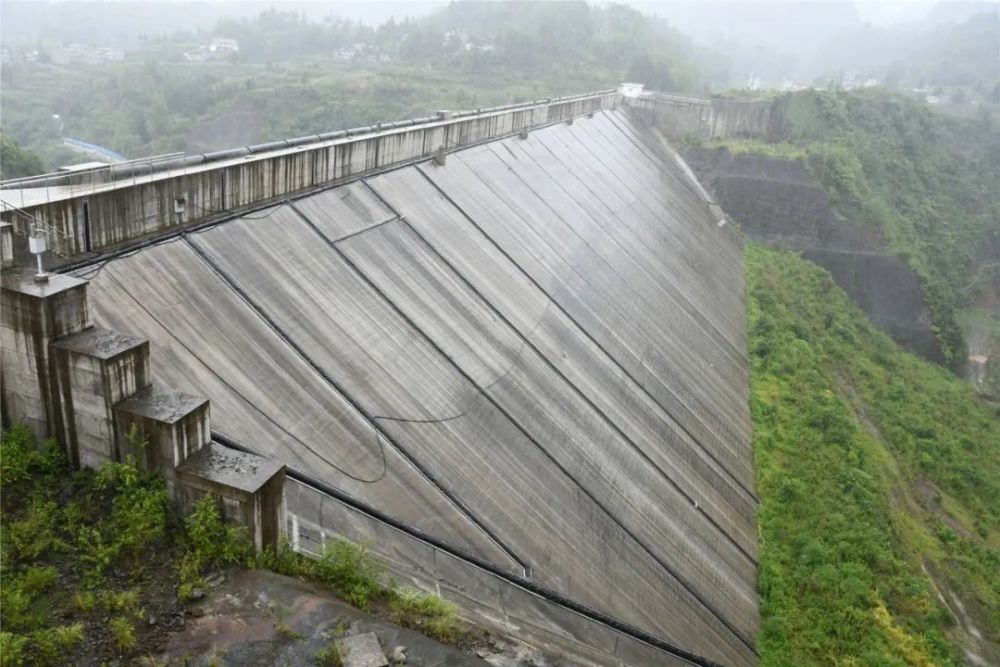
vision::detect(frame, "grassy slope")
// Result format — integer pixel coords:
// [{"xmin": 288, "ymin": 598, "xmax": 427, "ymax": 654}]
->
[{"xmin": 747, "ymin": 243, "xmax": 1000, "ymax": 666}]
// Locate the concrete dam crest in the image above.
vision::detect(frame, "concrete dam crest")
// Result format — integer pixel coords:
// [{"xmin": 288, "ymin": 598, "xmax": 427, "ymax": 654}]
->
[{"xmin": 1, "ymin": 96, "xmax": 759, "ymax": 666}]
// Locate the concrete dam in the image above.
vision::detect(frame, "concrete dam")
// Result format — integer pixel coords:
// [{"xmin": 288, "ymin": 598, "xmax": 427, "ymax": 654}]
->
[{"xmin": 1, "ymin": 92, "xmax": 758, "ymax": 666}]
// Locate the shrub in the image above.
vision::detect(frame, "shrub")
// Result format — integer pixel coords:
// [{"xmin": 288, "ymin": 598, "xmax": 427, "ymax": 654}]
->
[
  {"xmin": 0, "ymin": 424, "xmax": 64, "ymax": 485},
  {"xmin": 109, "ymin": 616, "xmax": 137, "ymax": 654},
  {"xmin": 0, "ymin": 632, "xmax": 28, "ymax": 667},
  {"xmin": 20, "ymin": 565, "xmax": 58, "ymax": 596},
  {"xmin": 314, "ymin": 640, "xmax": 344, "ymax": 667},
  {"xmin": 5, "ymin": 496, "xmax": 65, "ymax": 563},
  {"xmin": 0, "ymin": 583, "xmax": 40, "ymax": 633},
  {"xmin": 184, "ymin": 494, "xmax": 253, "ymax": 567},
  {"xmin": 28, "ymin": 624, "xmax": 84, "ymax": 666},
  {"xmin": 312, "ymin": 540, "xmax": 386, "ymax": 610},
  {"xmin": 110, "ymin": 478, "xmax": 169, "ymax": 559},
  {"xmin": 73, "ymin": 590, "xmax": 97, "ymax": 613},
  {"xmin": 77, "ymin": 525, "xmax": 120, "ymax": 585},
  {"xmin": 101, "ymin": 589, "xmax": 141, "ymax": 617},
  {"xmin": 388, "ymin": 587, "xmax": 461, "ymax": 644},
  {"xmin": 177, "ymin": 494, "xmax": 252, "ymax": 599}
]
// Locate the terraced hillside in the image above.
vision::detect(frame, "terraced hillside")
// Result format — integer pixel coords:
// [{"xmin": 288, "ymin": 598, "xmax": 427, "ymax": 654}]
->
[{"xmin": 77, "ymin": 109, "xmax": 758, "ymax": 666}]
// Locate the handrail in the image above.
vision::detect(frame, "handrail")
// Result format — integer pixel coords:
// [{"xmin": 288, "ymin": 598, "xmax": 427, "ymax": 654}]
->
[
  {"xmin": 0, "ymin": 89, "xmax": 618, "ymax": 190},
  {"xmin": 210, "ymin": 430, "xmax": 723, "ymax": 667}
]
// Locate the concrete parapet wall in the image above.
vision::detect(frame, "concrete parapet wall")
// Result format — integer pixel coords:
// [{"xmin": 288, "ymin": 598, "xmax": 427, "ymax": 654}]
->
[
  {"xmin": 1, "ymin": 91, "xmax": 619, "ymax": 260},
  {"xmin": 628, "ymin": 92, "xmax": 780, "ymax": 141}
]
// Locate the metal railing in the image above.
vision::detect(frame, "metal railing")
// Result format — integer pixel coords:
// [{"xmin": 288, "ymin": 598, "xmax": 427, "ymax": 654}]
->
[
  {"xmin": 210, "ymin": 433, "xmax": 716, "ymax": 667},
  {"xmin": 0, "ymin": 89, "xmax": 619, "ymax": 198}
]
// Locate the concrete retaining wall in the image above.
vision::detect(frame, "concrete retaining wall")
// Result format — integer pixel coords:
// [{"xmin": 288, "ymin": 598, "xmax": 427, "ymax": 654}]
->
[
  {"xmin": 685, "ymin": 147, "xmax": 944, "ymax": 363},
  {"xmin": 628, "ymin": 93, "xmax": 780, "ymax": 141},
  {"xmin": 1, "ymin": 91, "xmax": 619, "ymax": 260},
  {"xmin": 285, "ymin": 476, "xmax": 700, "ymax": 667}
]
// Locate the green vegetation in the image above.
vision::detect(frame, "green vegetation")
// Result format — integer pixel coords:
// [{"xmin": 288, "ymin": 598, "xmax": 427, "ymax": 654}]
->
[
  {"xmin": 0, "ymin": 424, "xmax": 169, "ymax": 664},
  {"xmin": 0, "ymin": 134, "xmax": 44, "ymax": 179},
  {"xmin": 314, "ymin": 639, "xmax": 345, "ymax": 667},
  {"xmin": 702, "ymin": 89, "xmax": 1000, "ymax": 370},
  {"xmin": 747, "ymin": 243, "xmax": 1000, "ymax": 665},
  {"xmin": 389, "ymin": 586, "xmax": 461, "ymax": 643},
  {"xmin": 1, "ymin": 423, "xmax": 465, "ymax": 664},
  {"xmin": 0, "ymin": 2, "xmax": 713, "ymax": 168},
  {"xmin": 177, "ymin": 494, "xmax": 254, "ymax": 601},
  {"xmin": 261, "ymin": 539, "xmax": 462, "ymax": 644}
]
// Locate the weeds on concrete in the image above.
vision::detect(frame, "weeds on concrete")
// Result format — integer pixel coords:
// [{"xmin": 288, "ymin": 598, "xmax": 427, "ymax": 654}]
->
[
  {"xmin": 259, "ymin": 540, "xmax": 385, "ymax": 611},
  {"xmin": 259, "ymin": 538, "xmax": 465, "ymax": 645},
  {"xmin": 314, "ymin": 639, "xmax": 344, "ymax": 667},
  {"xmin": 388, "ymin": 587, "xmax": 460, "ymax": 644}
]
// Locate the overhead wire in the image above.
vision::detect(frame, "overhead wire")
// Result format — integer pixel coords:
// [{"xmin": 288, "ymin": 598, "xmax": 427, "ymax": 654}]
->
[{"xmin": 103, "ymin": 267, "xmax": 387, "ymax": 485}]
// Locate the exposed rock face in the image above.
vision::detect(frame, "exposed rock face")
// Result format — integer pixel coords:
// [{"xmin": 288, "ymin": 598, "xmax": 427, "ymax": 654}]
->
[{"xmin": 686, "ymin": 146, "xmax": 944, "ymax": 364}]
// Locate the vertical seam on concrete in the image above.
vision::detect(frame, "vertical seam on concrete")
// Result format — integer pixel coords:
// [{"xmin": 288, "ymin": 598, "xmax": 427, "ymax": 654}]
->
[
  {"xmin": 520, "ymin": 134, "xmax": 755, "ymax": 486},
  {"xmin": 368, "ymin": 171, "xmax": 760, "ymax": 656},
  {"xmin": 442, "ymin": 146, "xmax": 757, "ymax": 499},
  {"xmin": 357, "ymin": 178, "xmax": 757, "ymax": 571},
  {"xmin": 534, "ymin": 124, "xmax": 748, "ymax": 376},
  {"xmin": 179, "ymin": 233, "xmax": 530, "ymax": 576}
]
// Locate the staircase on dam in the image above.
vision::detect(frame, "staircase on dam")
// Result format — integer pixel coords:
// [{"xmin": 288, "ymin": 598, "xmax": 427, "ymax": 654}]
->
[{"xmin": 1, "ymin": 90, "xmax": 758, "ymax": 667}]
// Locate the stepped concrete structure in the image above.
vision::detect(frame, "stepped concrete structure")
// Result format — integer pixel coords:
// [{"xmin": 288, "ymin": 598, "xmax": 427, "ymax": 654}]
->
[{"xmin": 1, "ymin": 89, "xmax": 758, "ymax": 666}]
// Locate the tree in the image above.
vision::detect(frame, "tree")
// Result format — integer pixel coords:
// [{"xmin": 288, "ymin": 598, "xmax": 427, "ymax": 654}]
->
[{"xmin": 0, "ymin": 135, "xmax": 45, "ymax": 180}]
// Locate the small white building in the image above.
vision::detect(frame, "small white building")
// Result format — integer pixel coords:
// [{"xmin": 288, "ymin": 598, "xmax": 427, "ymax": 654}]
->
[
  {"xmin": 210, "ymin": 38, "xmax": 240, "ymax": 53},
  {"xmin": 619, "ymin": 82, "xmax": 645, "ymax": 98}
]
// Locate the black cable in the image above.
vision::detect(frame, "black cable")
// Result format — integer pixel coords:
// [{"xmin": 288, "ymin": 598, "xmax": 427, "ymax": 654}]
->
[
  {"xmin": 102, "ymin": 268, "xmax": 388, "ymax": 484},
  {"xmin": 363, "ymin": 175, "xmax": 760, "ymax": 571},
  {"xmin": 212, "ymin": 431, "xmax": 721, "ymax": 667},
  {"xmin": 178, "ymin": 234, "xmax": 529, "ymax": 573}
]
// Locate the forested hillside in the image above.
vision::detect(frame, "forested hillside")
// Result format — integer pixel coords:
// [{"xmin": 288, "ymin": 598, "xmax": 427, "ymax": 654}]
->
[
  {"xmin": 0, "ymin": 2, "xmax": 711, "ymax": 170},
  {"xmin": 700, "ymin": 89, "xmax": 1000, "ymax": 377},
  {"xmin": 0, "ymin": 135, "xmax": 44, "ymax": 180},
  {"xmin": 747, "ymin": 244, "xmax": 1000, "ymax": 666}
]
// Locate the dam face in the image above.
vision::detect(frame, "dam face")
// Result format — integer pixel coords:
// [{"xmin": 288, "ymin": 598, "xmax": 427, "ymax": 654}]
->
[{"xmin": 4, "ymin": 105, "xmax": 758, "ymax": 665}]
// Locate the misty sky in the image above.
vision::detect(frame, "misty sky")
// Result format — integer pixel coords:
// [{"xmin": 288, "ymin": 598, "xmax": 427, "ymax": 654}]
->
[{"xmin": 2, "ymin": 0, "xmax": 996, "ymax": 78}]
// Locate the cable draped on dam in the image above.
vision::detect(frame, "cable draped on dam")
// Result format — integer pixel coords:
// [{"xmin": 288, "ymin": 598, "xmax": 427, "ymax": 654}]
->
[{"xmin": 79, "ymin": 109, "xmax": 759, "ymax": 666}]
